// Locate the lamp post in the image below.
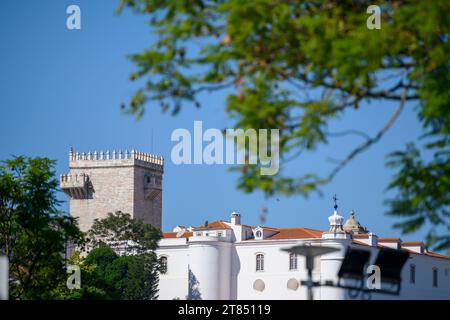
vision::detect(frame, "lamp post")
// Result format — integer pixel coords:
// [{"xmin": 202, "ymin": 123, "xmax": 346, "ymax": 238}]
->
[{"xmin": 282, "ymin": 244, "xmax": 339, "ymax": 300}]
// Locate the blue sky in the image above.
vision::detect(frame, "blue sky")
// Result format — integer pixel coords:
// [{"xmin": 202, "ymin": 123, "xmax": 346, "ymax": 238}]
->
[{"xmin": 0, "ymin": 1, "xmax": 431, "ymax": 243}]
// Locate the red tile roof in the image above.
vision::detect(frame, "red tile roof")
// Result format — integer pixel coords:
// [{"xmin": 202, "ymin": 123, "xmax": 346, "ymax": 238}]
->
[
  {"xmin": 378, "ymin": 237, "xmax": 401, "ymax": 242},
  {"xmin": 192, "ymin": 220, "xmax": 231, "ymax": 230},
  {"xmin": 162, "ymin": 220, "xmax": 450, "ymax": 260},
  {"xmin": 424, "ymin": 251, "xmax": 450, "ymax": 260},
  {"xmin": 162, "ymin": 231, "xmax": 193, "ymax": 239},
  {"xmin": 353, "ymin": 234, "xmax": 369, "ymax": 238},
  {"xmin": 401, "ymin": 241, "xmax": 423, "ymax": 246},
  {"xmin": 264, "ymin": 228, "xmax": 324, "ymax": 240}
]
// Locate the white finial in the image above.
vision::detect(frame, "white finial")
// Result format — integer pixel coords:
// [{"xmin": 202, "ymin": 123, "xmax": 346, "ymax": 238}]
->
[
  {"xmin": 325, "ymin": 194, "xmax": 346, "ymax": 235},
  {"xmin": 328, "ymin": 209, "xmax": 344, "ymax": 227}
]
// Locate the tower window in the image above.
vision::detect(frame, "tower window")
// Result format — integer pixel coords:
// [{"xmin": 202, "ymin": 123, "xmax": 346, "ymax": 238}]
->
[
  {"xmin": 289, "ymin": 253, "xmax": 298, "ymax": 270},
  {"xmin": 160, "ymin": 256, "xmax": 168, "ymax": 274},
  {"xmin": 433, "ymin": 268, "xmax": 438, "ymax": 287},
  {"xmin": 256, "ymin": 254, "xmax": 264, "ymax": 272},
  {"xmin": 410, "ymin": 264, "xmax": 416, "ymax": 284},
  {"xmin": 255, "ymin": 230, "xmax": 262, "ymax": 238}
]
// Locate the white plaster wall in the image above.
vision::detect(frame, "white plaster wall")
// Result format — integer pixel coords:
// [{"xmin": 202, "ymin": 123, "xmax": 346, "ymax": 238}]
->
[
  {"xmin": 187, "ymin": 240, "xmax": 221, "ymax": 300},
  {"xmin": 157, "ymin": 237, "xmax": 450, "ymax": 300},
  {"xmin": 157, "ymin": 245, "xmax": 189, "ymax": 300},
  {"xmin": 234, "ymin": 240, "xmax": 323, "ymax": 300}
]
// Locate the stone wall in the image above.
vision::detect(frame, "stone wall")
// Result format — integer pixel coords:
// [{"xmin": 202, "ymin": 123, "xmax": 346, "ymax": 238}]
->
[{"xmin": 61, "ymin": 148, "xmax": 163, "ymax": 232}]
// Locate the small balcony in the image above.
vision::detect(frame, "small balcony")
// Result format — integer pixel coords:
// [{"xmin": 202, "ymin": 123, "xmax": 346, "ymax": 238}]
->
[{"xmin": 60, "ymin": 173, "xmax": 89, "ymax": 199}]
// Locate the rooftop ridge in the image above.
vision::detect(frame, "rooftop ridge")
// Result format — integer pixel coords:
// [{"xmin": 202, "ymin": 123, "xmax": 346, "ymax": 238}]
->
[{"xmin": 68, "ymin": 146, "xmax": 164, "ymax": 166}]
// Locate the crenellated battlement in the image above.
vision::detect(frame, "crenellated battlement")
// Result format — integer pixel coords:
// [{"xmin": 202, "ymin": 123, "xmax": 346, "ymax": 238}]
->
[
  {"xmin": 60, "ymin": 172, "xmax": 89, "ymax": 185},
  {"xmin": 68, "ymin": 146, "xmax": 164, "ymax": 167},
  {"xmin": 64, "ymin": 146, "xmax": 163, "ymax": 232}
]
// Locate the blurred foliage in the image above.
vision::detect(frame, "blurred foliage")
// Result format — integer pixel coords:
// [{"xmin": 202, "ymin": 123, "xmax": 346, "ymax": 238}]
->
[
  {"xmin": 0, "ymin": 156, "xmax": 83, "ymax": 299},
  {"xmin": 85, "ymin": 212, "xmax": 161, "ymax": 299},
  {"xmin": 56, "ymin": 246, "xmax": 160, "ymax": 300},
  {"xmin": 52, "ymin": 251, "xmax": 111, "ymax": 299},
  {"xmin": 117, "ymin": 1, "xmax": 450, "ymax": 250},
  {"xmin": 87, "ymin": 211, "xmax": 162, "ymax": 253}
]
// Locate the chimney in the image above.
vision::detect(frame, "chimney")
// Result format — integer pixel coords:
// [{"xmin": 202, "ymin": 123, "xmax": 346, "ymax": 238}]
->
[
  {"xmin": 368, "ymin": 233, "xmax": 378, "ymax": 247},
  {"xmin": 401, "ymin": 242, "xmax": 424, "ymax": 254},
  {"xmin": 230, "ymin": 212, "xmax": 241, "ymax": 225},
  {"xmin": 378, "ymin": 238, "xmax": 401, "ymax": 250}
]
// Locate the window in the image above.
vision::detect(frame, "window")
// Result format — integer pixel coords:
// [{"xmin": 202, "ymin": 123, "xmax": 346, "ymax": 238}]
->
[
  {"xmin": 160, "ymin": 256, "xmax": 168, "ymax": 274},
  {"xmin": 433, "ymin": 268, "xmax": 438, "ymax": 287},
  {"xmin": 289, "ymin": 253, "xmax": 298, "ymax": 270},
  {"xmin": 217, "ymin": 232, "xmax": 222, "ymax": 237},
  {"xmin": 410, "ymin": 264, "xmax": 416, "ymax": 284},
  {"xmin": 255, "ymin": 230, "xmax": 262, "ymax": 238},
  {"xmin": 256, "ymin": 254, "xmax": 264, "ymax": 272}
]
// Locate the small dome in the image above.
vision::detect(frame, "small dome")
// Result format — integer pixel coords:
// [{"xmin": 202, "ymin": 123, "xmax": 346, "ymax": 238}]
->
[{"xmin": 343, "ymin": 210, "xmax": 368, "ymax": 234}]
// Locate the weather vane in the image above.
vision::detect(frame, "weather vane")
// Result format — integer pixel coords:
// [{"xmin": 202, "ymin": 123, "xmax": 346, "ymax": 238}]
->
[{"xmin": 333, "ymin": 194, "xmax": 338, "ymax": 210}]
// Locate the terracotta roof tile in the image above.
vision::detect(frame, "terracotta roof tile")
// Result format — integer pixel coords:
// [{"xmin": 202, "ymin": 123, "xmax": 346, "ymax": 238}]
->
[
  {"xmin": 259, "ymin": 226, "xmax": 279, "ymax": 231},
  {"xmin": 401, "ymin": 241, "xmax": 423, "ymax": 246},
  {"xmin": 162, "ymin": 231, "xmax": 193, "ymax": 239},
  {"xmin": 193, "ymin": 220, "xmax": 231, "ymax": 230},
  {"xmin": 353, "ymin": 234, "xmax": 369, "ymax": 238},
  {"xmin": 378, "ymin": 237, "xmax": 401, "ymax": 242},
  {"xmin": 424, "ymin": 251, "xmax": 450, "ymax": 260},
  {"xmin": 265, "ymin": 228, "xmax": 323, "ymax": 240}
]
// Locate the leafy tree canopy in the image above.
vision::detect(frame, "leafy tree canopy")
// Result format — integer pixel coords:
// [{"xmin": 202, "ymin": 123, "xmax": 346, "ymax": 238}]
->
[
  {"xmin": 117, "ymin": 0, "xmax": 450, "ymax": 251},
  {"xmin": 0, "ymin": 156, "xmax": 83, "ymax": 299},
  {"xmin": 87, "ymin": 211, "xmax": 162, "ymax": 254},
  {"xmin": 52, "ymin": 251, "xmax": 111, "ymax": 300},
  {"xmin": 85, "ymin": 212, "xmax": 162, "ymax": 299}
]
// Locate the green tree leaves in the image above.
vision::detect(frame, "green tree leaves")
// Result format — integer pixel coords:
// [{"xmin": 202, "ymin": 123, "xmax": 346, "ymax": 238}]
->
[
  {"xmin": 84, "ymin": 212, "xmax": 162, "ymax": 299},
  {"xmin": 87, "ymin": 211, "xmax": 161, "ymax": 254},
  {"xmin": 0, "ymin": 156, "xmax": 83, "ymax": 299},
  {"xmin": 118, "ymin": 1, "xmax": 450, "ymax": 250}
]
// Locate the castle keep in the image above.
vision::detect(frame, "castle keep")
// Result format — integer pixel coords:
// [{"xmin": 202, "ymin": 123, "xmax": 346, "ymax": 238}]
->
[{"xmin": 60, "ymin": 147, "xmax": 164, "ymax": 232}]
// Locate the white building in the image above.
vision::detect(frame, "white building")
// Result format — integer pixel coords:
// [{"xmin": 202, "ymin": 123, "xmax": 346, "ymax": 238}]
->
[{"xmin": 157, "ymin": 209, "xmax": 450, "ymax": 300}]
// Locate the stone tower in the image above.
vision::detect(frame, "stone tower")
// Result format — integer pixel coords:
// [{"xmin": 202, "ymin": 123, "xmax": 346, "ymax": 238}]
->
[{"xmin": 60, "ymin": 147, "xmax": 164, "ymax": 232}]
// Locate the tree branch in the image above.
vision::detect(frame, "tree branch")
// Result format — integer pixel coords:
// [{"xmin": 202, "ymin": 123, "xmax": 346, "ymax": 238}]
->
[
  {"xmin": 327, "ymin": 88, "xmax": 408, "ymax": 180},
  {"xmin": 325, "ymin": 129, "xmax": 371, "ymax": 141}
]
